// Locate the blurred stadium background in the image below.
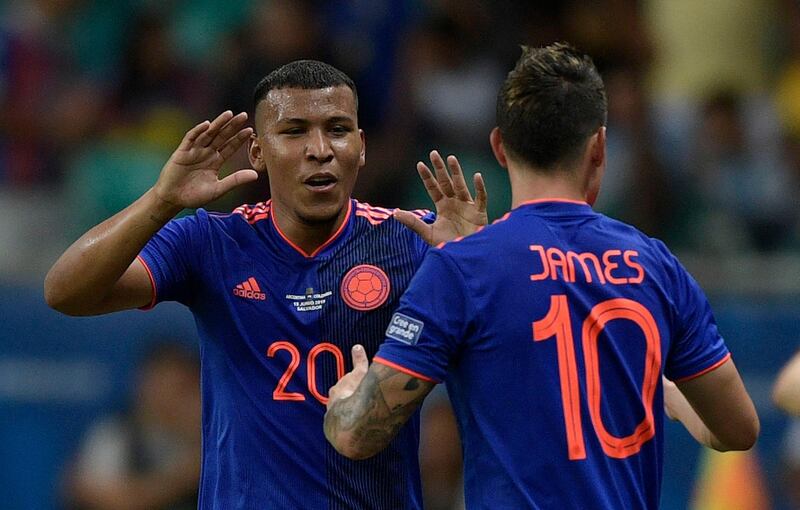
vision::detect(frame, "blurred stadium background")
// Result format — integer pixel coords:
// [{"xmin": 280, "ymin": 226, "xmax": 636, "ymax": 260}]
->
[{"xmin": 1, "ymin": 0, "xmax": 799, "ymax": 508}]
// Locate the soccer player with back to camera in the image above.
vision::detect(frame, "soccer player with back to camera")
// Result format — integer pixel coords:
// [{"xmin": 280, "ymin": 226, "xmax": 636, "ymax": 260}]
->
[
  {"xmin": 45, "ymin": 60, "xmax": 488, "ymax": 509},
  {"xmin": 324, "ymin": 43, "xmax": 760, "ymax": 509}
]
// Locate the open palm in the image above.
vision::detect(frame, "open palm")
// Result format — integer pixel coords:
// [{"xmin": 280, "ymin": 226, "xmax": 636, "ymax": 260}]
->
[
  {"xmin": 153, "ymin": 111, "xmax": 259, "ymax": 209},
  {"xmin": 395, "ymin": 150, "xmax": 489, "ymax": 246}
]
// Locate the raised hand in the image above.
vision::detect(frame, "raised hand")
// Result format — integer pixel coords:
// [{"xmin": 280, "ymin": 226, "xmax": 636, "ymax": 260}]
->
[
  {"xmin": 394, "ymin": 150, "xmax": 488, "ymax": 246},
  {"xmin": 152, "ymin": 111, "xmax": 259, "ymax": 210}
]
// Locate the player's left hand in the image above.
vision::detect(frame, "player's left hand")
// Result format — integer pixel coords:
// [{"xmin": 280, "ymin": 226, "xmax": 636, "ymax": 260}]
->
[
  {"xmin": 663, "ymin": 377, "xmax": 684, "ymax": 421},
  {"xmin": 394, "ymin": 150, "xmax": 488, "ymax": 246},
  {"xmin": 327, "ymin": 345, "xmax": 370, "ymax": 410}
]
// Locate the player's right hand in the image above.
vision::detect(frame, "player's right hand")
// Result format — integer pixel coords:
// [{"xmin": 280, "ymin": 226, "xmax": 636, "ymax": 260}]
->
[
  {"xmin": 327, "ymin": 345, "xmax": 370, "ymax": 410},
  {"xmin": 395, "ymin": 150, "xmax": 488, "ymax": 246},
  {"xmin": 152, "ymin": 111, "xmax": 259, "ymax": 210}
]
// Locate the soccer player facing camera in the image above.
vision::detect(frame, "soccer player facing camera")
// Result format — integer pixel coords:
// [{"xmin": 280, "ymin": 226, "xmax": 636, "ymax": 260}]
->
[
  {"xmin": 325, "ymin": 44, "xmax": 759, "ymax": 509},
  {"xmin": 45, "ymin": 60, "xmax": 487, "ymax": 509}
]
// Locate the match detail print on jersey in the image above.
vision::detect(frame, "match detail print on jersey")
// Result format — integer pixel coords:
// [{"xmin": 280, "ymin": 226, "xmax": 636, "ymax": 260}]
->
[
  {"xmin": 340, "ymin": 264, "xmax": 391, "ymax": 311},
  {"xmin": 285, "ymin": 290, "xmax": 333, "ymax": 312}
]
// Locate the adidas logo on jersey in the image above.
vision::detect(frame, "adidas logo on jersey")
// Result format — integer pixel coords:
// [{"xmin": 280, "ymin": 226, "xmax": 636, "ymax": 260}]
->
[{"xmin": 233, "ymin": 277, "xmax": 266, "ymax": 300}]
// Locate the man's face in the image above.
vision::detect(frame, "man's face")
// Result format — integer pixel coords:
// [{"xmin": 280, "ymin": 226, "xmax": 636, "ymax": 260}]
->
[{"xmin": 250, "ymin": 86, "xmax": 365, "ymax": 225}]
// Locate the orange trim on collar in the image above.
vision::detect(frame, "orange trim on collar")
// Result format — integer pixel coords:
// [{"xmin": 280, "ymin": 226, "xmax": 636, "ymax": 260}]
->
[
  {"xmin": 516, "ymin": 198, "xmax": 589, "ymax": 207},
  {"xmin": 270, "ymin": 200, "xmax": 353, "ymax": 258}
]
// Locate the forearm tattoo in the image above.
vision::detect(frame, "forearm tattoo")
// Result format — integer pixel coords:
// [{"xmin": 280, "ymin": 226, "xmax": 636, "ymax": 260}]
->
[{"xmin": 325, "ymin": 364, "xmax": 433, "ymax": 458}]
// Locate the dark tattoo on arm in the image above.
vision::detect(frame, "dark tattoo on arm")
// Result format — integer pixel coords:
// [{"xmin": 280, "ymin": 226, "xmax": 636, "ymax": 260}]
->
[{"xmin": 325, "ymin": 364, "xmax": 434, "ymax": 459}]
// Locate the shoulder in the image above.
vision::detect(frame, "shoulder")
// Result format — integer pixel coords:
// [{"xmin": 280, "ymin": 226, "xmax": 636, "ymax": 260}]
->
[
  {"xmin": 596, "ymin": 214, "xmax": 695, "ymax": 296},
  {"xmin": 353, "ymin": 200, "xmax": 431, "ymax": 226},
  {"xmin": 220, "ymin": 200, "xmax": 272, "ymax": 225},
  {"xmin": 435, "ymin": 209, "xmax": 515, "ymax": 255},
  {"xmin": 594, "ymin": 212, "xmax": 678, "ymax": 260},
  {"xmin": 184, "ymin": 201, "xmax": 272, "ymax": 235},
  {"xmin": 352, "ymin": 200, "xmax": 430, "ymax": 239}
]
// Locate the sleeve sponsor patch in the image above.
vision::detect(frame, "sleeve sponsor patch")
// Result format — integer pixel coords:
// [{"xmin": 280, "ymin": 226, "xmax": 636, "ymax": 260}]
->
[{"xmin": 385, "ymin": 313, "xmax": 424, "ymax": 345}]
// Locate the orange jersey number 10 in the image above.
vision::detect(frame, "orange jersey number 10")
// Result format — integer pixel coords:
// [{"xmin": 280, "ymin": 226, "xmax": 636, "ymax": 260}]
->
[
  {"xmin": 533, "ymin": 295, "xmax": 662, "ymax": 460},
  {"xmin": 267, "ymin": 341, "xmax": 346, "ymax": 405}
]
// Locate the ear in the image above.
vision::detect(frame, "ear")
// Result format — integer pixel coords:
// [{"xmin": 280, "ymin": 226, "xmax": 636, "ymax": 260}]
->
[
  {"xmin": 490, "ymin": 127, "xmax": 508, "ymax": 169},
  {"xmin": 591, "ymin": 126, "xmax": 606, "ymax": 167},
  {"xmin": 585, "ymin": 126, "xmax": 606, "ymax": 206},
  {"xmin": 358, "ymin": 129, "xmax": 366, "ymax": 168},
  {"xmin": 249, "ymin": 134, "xmax": 266, "ymax": 171}
]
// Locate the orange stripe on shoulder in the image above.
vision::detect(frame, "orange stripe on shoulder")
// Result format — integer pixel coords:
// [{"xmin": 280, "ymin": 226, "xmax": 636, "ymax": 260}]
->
[
  {"xmin": 355, "ymin": 210, "xmax": 389, "ymax": 225},
  {"xmin": 355, "ymin": 201, "xmax": 397, "ymax": 225},
  {"xmin": 232, "ymin": 200, "xmax": 271, "ymax": 224},
  {"xmin": 356, "ymin": 201, "xmax": 394, "ymax": 218}
]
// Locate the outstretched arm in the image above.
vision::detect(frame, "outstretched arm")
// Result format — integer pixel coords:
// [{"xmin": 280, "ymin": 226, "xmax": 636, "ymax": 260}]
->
[
  {"xmin": 394, "ymin": 150, "xmax": 488, "ymax": 246},
  {"xmin": 324, "ymin": 345, "xmax": 435, "ymax": 459},
  {"xmin": 45, "ymin": 111, "xmax": 257, "ymax": 316},
  {"xmin": 773, "ymin": 349, "xmax": 800, "ymax": 415}
]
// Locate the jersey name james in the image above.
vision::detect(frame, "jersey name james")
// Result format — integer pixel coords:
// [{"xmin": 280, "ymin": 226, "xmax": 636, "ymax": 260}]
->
[{"xmin": 376, "ymin": 200, "xmax": 730, "ymax": 510}]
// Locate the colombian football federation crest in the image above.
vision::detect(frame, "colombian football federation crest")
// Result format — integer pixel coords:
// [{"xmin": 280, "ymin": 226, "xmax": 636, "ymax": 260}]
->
[{"xmin": 340, "ymin": 264, "xmax": 391, "ymax": 311}]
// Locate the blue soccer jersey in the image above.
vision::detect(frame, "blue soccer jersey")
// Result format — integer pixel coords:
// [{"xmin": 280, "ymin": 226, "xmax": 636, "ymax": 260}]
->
[
  {"xmin": 376, "ymin": 200, "xmax": 730, "ymax": 510},
  {"xmin": 138, "ymin": 199, "xmax": 431, "ymax": 509}
]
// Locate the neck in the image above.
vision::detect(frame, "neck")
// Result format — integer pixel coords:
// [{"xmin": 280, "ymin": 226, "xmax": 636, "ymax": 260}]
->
[
  {"xmin": 271, "ymin": 201, "xmax": 350, "ymax": 257},
  {"xmin": 507, "ymin": 163, "xmax": 588, "ymax": 208}
]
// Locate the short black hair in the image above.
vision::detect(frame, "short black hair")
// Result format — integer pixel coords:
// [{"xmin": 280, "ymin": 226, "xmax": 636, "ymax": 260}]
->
[
  {"xmin": 253, "ymin": 59, "xmax": 358, "ymax": 111},
  {"xmin": 496, "ymin": 43, "xmax": 607, "ymax": 170}
]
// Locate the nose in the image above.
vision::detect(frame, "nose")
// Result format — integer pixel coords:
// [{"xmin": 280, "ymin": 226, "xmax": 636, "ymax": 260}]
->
[{"xmin": 305, "ymin": 128, "xmax": 334, "ymax": 164}]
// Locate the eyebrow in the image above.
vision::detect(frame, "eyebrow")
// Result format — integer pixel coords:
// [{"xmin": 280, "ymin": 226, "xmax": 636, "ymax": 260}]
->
[
  {"xmin": 326, "ymin": 116, "xmax": 355, "ymax": 124},
  {"xmin": 277, "ymin": 115, "xmax": 355, "ymax": 124},
  {"xmin": 277, "ymin": 118, "xmax": 309, "ymax": 125}
]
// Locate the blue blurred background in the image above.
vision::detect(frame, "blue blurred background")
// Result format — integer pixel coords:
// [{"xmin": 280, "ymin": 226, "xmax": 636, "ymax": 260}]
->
[{"xmin": 2, "ymin": 0, "xmax": 799, "ymax": 508}]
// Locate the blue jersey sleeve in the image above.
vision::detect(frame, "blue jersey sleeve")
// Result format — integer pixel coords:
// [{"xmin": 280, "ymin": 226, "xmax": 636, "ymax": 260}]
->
[
  {"xmin": 662, "ymin": 249, "xmax": 730, "ymax": 382},
  {"xmin": 375, "ymin": 249, "xmax": 473, "ymax": 383},
  {"xmin": 138, "ymin": 210, "xmax": 207, "ymax": 307}
]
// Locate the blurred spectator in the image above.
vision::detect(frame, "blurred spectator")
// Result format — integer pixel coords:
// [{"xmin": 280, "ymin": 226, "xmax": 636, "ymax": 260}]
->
[
  {"xmin": 166, "ymin": 0, "xmax": 256, "ymax": 66},
  {"xmin": 684, "ymin": 91, "xmax": 796, "ymax": 252},
  {"xmin": 0, "ymin": 0, "xmax": 76, "ymax": 187},
  {"xmin": 210, "ymin": 0, "xmax": 323, "ymax": 207},
  {"xmin": 393, "ymin": 4, "xmax": 510, "ymax": 218},
  {"xmin": 320, "ymin": 0, "xmax": 416, "ymax": 132},
  {"xmin": 62, "ymin": 342, "xmax": 201, "ymax": 510},
  {"xmin": 62, "ymin": 10, "xmax": 200, "ymax": 235},
  {"xmin": 113, "ymin": 11, "xmax": 208, "ymax": 120},
  {"xmin": 563, "ymin": 0, "xmax": 652, "ymax": 67},
  {"xmin": 775, "ymin": 0, "xmax": 800, "ymax": 142},
  {"xmin": 643, "ymin": 0, "xmax": 781, "ymax": 176},
  {"xmin": 215, "ymin": 0, "xmax": 323, "ymax": 116},
  {"xmin": 595, "ymin": 64, "xmax": 673, "ymax": 239},
  {"xmin": 403, "ymin": 10, "xmax": 502, "ymax": 153}
]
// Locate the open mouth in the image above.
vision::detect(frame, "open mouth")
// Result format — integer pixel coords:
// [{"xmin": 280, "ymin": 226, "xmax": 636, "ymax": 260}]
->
[{"xmin": 303, "ymin": 173, "xmax": 338, "ymax": 192}]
